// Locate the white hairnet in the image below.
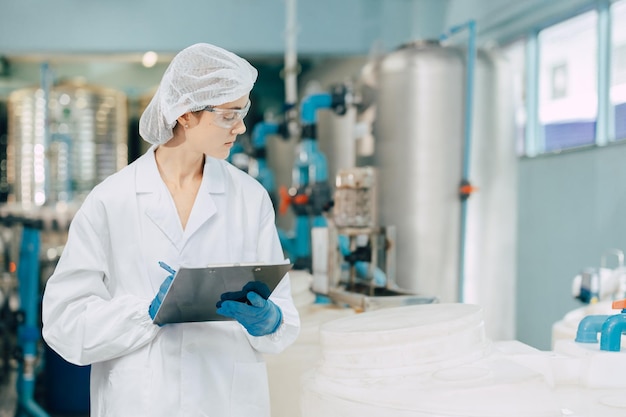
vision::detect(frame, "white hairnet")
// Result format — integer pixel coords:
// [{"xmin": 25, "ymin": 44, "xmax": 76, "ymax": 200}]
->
[{"xmin": 139, "ymin": 43, "xmax": 258, "ymax": 145}]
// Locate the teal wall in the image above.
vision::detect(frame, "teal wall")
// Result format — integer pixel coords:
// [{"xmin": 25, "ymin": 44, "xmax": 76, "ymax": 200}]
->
[{"xmin": 517, "ymin": 143, "xmax": 626, "ymax": 349}]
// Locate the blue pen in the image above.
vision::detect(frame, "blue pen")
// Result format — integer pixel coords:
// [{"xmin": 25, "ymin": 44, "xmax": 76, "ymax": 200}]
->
[{"xmin": 158, "ymin": 261, "xmax": 177, "ymax": 275}]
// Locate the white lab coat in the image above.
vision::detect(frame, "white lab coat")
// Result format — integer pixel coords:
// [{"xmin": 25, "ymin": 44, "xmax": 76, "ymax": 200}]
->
[{"xmin": 42, "ymin": 147, "xmax": 300, "ymax": 417}]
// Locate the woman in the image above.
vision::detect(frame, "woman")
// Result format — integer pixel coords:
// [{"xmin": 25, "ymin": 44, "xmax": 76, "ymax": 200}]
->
[{"xmin": 42, "ymin": 43, "xmax": 300, "ymax": 417}]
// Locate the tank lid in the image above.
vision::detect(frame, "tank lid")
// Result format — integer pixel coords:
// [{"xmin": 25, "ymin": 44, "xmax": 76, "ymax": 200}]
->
[{"xmin": 395, "ymin": 39, "xmax": 441, "ymax": 51}]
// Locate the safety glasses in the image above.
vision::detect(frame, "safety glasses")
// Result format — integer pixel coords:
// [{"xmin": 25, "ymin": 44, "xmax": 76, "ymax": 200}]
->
[{"xmin": 203, "ymin": 101, "xmax": 251, "ymax": 129}]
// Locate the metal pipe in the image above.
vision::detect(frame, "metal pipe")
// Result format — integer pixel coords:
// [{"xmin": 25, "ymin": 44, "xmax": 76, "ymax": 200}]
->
[
  {"xmin": 284, "ymin": 0, "xmax": 298, "ymax": 106},
  {"xmin": 575, "ymin": 314, "xmax": 610, "ymax": 343},
  {"xmin": 300, "ymin": 93, "xmax": 332, "ymax": 126},
  {"xmin": 252, "ymin": 121, "xmax": 279, "ymax": 149},
  {"xmin": 440, "ymin": 20, "xmax": 477, "ymax": 303},
  {"xmin": 600, "ymin": 311, "xmax": 626, "ymax": 351}
]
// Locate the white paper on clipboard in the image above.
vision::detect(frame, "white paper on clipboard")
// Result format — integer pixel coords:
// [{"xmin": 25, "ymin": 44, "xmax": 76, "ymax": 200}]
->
[{"xmin": 152, "ymin": 261, "xmax": 293, "ymax": 325}]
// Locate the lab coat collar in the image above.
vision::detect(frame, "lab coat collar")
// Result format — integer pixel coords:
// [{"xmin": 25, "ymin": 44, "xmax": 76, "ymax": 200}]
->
[
  {"xmin": 136, "ymin": 147, "xmax": 227, "ymax": 249},
  {"xmin": 135, "ymin": 146, "xmax": 226, "ymax": 195}
]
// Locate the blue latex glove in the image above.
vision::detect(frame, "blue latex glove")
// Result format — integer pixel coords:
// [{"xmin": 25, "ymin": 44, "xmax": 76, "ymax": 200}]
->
[
  {"xmin": 149, "ymin": 262, "xmax": 176, "ymax": 322},
  {"xmin": 216, "ymin": 281, "xmax": 271, "ymax": 308},
  {"xmin": 216, "ymin": 292, "xmax": 282, "ymax": 336}
]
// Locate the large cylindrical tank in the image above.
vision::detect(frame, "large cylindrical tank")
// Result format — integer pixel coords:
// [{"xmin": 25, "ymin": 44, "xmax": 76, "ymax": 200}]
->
[
  {"xmin": 7, "ymin": 80, "xmax": 128, "ymax": 206},
  {"xmin": 375, "ymin": 40, "xmax": 465, "ymax": 301},
  {"xmin": 373, "ymin": 41, "xmax": 517, "ymax": 340}
]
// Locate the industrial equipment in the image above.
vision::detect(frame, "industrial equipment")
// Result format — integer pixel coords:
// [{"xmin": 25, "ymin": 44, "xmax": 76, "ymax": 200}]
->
[
  {"xmin": 366, "ymin": 38, "xmax": 517, "ymax": 339},
  {"xmin": 311, "ymin": 166, "xmax": 436, "ymax": 311},
  {"xmin": 572, "ymin": 249, "xmax": 626, "ymax": 304},
  {"xmin": 552, "ymin": 248, "xmax": 626, "ymax": 348},
  {"xmin": 7, "ymin": 78, "xmax": 128, "ymax": 206},
  {"xmin": 278, "ymin": 85, "xmax": 353, "ymax": 271},
  {"xmin": 1, "ymin": 68, "xmax": 128, "ymax": 415}
]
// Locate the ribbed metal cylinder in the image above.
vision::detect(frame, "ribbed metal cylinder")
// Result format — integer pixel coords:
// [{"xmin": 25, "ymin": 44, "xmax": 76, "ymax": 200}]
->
[{"xmin": 7, "ymin": 80, "xmax": 128, "ymax": 206}]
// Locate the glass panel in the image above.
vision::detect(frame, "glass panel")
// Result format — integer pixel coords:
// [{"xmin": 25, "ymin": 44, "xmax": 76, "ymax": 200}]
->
[
  {"xmin": 502, "ymin": 40, "xmax": 527, "ymax": 156},
  {"xmin": 538, "ymin": 11, "xmax": 598, "ymax": 152},
  {"xmin": 611, "ymin": 0, "xmax": 626, "ymax": 141}
]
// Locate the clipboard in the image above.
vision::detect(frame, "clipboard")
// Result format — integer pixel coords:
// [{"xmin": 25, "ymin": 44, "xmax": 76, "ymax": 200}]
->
[{"xmin": 152, "ymin": 262, "xmax": 293, "ymax": 325}]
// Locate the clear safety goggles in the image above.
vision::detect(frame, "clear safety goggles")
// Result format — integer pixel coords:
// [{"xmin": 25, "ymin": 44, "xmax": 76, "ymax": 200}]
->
[{"xmin": 203, "ymin": 101, "xmax": 251, "ymax": 129}]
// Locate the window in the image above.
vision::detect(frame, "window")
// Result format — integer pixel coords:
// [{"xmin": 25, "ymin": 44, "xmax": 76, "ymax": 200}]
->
[
  {"xmin": 611, "ymin": 0, "xmax": 626, "ymax": 141},
  {"xmin": 538, "ymin": 11, "xmax": 598, "ymax": 152}
]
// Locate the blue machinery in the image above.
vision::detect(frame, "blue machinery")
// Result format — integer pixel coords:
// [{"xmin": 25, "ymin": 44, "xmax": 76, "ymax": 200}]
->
[
  {"xmin": 248, "ymin": 86, "xmax": 351, "ymax": 271},
  {"xmin": 248, "ymin": 87, "xmax": 391, "ymax": 294},
  {"xmin": 278, "ymin": 92, "xmax": 333, "ymax": 270},
  {"xmin": 250, "ymin": 121, "xmax": 280, "ymax": 203},
  {"xmin": 0, "ymin": 212, "xmax": 88, "ymax": 417},
  {"xmin": 0, "ymin": 215, "xmax": 51, "ymax": 417},
  {"xmin": 575, "ymin": 298, "xmax": 626, "ymax": 352}
]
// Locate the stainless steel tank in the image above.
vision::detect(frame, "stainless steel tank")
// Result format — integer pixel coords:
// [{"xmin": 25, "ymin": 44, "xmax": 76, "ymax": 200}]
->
[
  {"xmin": 373, "ymin": 41, "xmax": 517, "ymax": 340},
  {"xmin": 374, "ymin": 40, "xmax": 465, "ymax": 303},
  {"xmin": 7, "ymin": 80, "xmax": 128, "ymax": 206},
  {"xmin": 463, "ymin": 49, "xmax": 517, "ymax": 340}
]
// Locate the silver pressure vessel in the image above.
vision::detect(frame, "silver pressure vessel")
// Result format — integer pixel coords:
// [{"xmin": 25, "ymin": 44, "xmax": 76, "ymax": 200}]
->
[
  {"xmin": 374, "ymin": 40, "xmax": 517, "ymax": 343},
  {"xmin": 7, "ymin": 80, "xmax": 128, "ymax": 206},
  {"xmin": 375, "ymin": 40, "xmax": 465, "ymax": 302}
]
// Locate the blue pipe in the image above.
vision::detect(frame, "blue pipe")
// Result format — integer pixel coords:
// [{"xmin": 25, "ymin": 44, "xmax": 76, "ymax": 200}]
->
[
  {"xmin": 251, "ymin": 121, "xmax": 279, "ymax": 149},
  {"xmin": 250, "ymin": 122, "xmax": 279, "ymax": 194},
  {"xmin": 277, "ymin": 228, "xmax": 295, "ymax": 259},
  {"xmin": 600, "ymin": 309, "xmax": 626, "ymax": 352},
  {"xmin": 338, "ymin": 235, "xmax": 387, "ymax": 286},
  {"xmin": 293, "ymin": 139, "xmax": 329, "ymax": 186},
  {"xmin": 301, "ymin": 93, "xmax": 332, "ymax": 126},
  {"xmin": 16, "ymin": 223, "xmax": 50, "ymax": 417},
  {"xmin": 255, "ymin": 158, "xmax": 276, "ymax": 195},
  {"xmin": 575, "ymin": 314, "xmax": 610, "ymax": 343},
  {"xmin": 279, "ymin": 93, "xmax": 334, "ymax": 269},
  {"xmin": 440, "ymin": 20, "xmax": 477, "ymax": 303}
]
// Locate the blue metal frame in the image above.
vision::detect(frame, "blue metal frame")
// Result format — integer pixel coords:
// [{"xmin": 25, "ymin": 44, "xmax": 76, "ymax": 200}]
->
[
  {"xmin": 520, "ymin": 1, "xmax": 619, "ymax": 155},
  {"xmin": 596, "ymin": 0, "xmax": 611, "ymax": 146},
  {"xmin": 525, "ymin": 31, "xmax": 541, "ymax": 156}
]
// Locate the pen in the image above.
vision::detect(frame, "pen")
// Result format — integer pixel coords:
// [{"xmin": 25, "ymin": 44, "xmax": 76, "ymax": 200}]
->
[{"xmin": 158, "ymin": 261, "xmax": 177, "ymax": 275}]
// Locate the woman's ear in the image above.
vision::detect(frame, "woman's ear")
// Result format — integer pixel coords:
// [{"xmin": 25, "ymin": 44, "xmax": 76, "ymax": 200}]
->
[{"xmin": 177, "ymin": 112, "xmax": 192, "ymax": 129}]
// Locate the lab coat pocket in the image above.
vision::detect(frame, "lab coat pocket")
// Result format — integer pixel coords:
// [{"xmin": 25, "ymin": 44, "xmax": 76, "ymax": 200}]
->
[
  {"xmin": 230, "ymin": 361, "xmax": 271, "ymax": 417},
  {"xmin": 101, "ymin": 367, "xmax": 151, "ymax": 417}
]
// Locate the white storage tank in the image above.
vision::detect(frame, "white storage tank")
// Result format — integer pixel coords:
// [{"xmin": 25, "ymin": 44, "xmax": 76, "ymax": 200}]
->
[
  {"xmin": 301, "ymin": 303, "xmax": 562, "ymax": 416},
  {"xmin": 265, "ymin": 270, "xmax": 355, "ymax": 417}
]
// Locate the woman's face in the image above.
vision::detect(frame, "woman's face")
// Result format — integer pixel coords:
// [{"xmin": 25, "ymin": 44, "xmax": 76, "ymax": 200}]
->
[{"xmin": 186, "ymin": 94, "xmax": 250, "ymax": 159}]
